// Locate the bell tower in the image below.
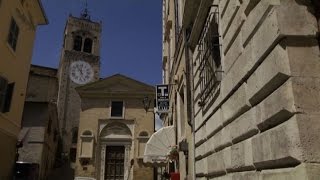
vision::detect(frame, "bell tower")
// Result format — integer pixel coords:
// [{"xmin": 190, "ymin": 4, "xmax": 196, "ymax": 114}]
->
[{"xmin": 57, "ymin": 8, "xmax": 102, "ymax": 164}]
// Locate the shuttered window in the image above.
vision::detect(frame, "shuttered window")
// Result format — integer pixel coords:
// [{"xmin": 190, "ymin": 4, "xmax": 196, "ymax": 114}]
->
[
  {"xmin": 0, "ymin": 77, "xmax": 8, "ymax": 111},
  {"xmin": 2, "ymin": 83, "xmax": 14, "ymax": 113},
  {"xmin": 7, "ymin": 18, "xmax": 19, "ymax": 51}
]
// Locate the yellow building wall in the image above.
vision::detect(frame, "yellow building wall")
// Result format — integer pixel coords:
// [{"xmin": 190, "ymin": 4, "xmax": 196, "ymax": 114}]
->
[{"xmin": 0, "ymin": 0, "xmax": 47, "ymax": 178}]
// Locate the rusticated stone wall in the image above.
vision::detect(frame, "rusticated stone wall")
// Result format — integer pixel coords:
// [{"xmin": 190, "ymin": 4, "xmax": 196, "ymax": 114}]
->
[{"xmin": 193, "ymin": 0, "xmax": 320, "ymax": 179}]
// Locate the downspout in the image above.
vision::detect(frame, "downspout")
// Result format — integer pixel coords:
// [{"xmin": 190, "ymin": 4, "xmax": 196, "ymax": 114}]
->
[{"xmin": 184, "ymin": 29, "xmax": 196, "ymax": 180}]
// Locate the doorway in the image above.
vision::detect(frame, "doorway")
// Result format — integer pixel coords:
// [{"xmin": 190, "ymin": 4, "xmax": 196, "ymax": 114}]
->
[{"xmin": 105, "ymin": 146, "xmax": 125, "ymax": 180}]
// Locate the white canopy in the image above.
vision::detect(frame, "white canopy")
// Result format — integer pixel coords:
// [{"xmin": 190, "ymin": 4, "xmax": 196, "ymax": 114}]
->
[{"xmin": 143, "ymin": 126, "xmax": 175, "ymax": 165}]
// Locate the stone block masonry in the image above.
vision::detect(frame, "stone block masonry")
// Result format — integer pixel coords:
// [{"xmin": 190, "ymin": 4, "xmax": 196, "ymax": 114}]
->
[{"xmin": 193, "ymin": 0, "xmax": 320, "ymax": 179}]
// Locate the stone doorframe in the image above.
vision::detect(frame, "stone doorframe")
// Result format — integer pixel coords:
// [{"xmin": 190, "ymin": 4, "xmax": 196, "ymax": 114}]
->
[{"xmin": 99, "ymin": 141, "xmax": 132, "ymax": 180}]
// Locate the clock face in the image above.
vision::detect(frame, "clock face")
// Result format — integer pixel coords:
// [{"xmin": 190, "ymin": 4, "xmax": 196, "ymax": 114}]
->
[{"xmin": 69, "ymin": 61, "xmax": 94, "ymax": 84}]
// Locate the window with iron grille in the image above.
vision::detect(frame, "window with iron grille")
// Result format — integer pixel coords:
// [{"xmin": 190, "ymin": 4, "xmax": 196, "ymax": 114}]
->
[
  {"xmin": 198, "ymin": 9, "xmax": 222, "ymax": 107},
  {"xmin": 7, "ymin": 18, "xmax": 19, "ymax": 51}
]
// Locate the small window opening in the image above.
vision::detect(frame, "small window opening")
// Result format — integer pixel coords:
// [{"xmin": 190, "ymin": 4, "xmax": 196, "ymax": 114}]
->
[
  {"xmin": 73, "ymin": 35, "xmax": 82, "ymax": 51},
  {"xmin": 111, "ymin": 101, "xmax": 123, "ymax": 117},
  {"xmin": 83, "ymin": 38, "xmax": 93, "ymax": 53},
  {"xmin": 139, "ymin": 131, "xmax": 149, "ymax": 137},
  {"xmin": 7, "ymin": 18, "xmax": 19, "ymax": 51}
]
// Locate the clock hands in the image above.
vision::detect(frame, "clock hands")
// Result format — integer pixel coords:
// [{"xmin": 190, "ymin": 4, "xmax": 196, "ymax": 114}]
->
[{"xmin": 70, "ymin": 61, "xmax": 93, "ymax": 84}]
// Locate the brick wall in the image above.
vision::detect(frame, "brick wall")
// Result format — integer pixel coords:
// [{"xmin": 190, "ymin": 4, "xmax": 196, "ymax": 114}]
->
[{"xmin": 193, "ymin": 0, "xmax": 320, "ymax": 179}]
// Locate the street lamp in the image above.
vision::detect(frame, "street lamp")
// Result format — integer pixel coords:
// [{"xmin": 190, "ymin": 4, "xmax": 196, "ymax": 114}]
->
[{"xmin": 142, "ymin": 96, "xmax": 151, "ymax": 113}]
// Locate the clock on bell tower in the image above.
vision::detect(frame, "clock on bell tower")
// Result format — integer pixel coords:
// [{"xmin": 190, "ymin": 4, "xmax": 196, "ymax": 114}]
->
[{"xmin": 56, "ymin": 14, "xmax": 101, "ymax": 163}]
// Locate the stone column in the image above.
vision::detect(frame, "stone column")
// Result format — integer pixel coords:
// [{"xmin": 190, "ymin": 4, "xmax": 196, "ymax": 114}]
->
[
  {"xmin": 124, "ymin": 145, "xmax": 131, "ymax": 180},
  {"xmin": 100, "ymin": 144, "xmax": 106, "ymax": 180}
]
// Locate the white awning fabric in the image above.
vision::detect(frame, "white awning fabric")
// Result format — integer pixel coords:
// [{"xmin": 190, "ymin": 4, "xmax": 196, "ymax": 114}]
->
[{"xmin": 143, "ymin": 126, "xmax": 175, "ymax": 165}]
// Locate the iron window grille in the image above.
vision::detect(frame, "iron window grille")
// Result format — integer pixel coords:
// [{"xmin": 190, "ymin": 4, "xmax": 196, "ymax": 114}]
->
[{"xmin": 198, "ymin": 9, "xmax": 222, "ymax": 107}]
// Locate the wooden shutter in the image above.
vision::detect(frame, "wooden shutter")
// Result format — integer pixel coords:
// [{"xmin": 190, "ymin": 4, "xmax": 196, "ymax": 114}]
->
[
  {"xmin": 2, "ymin": 83, "xmax": 14, "ymax": 113},
  {"xmin": 0, "ymin": 77, "xmax": 8, "ymax": 112}
]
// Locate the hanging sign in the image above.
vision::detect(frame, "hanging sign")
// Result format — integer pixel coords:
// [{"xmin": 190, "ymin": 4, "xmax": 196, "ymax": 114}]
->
[{"xmin": 156, "ymin": 84, "xmax": 169, "ymax": 113}]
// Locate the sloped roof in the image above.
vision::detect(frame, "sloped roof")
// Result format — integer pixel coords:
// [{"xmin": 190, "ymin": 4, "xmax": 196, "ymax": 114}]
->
[{"xmin": 76, "ymin": 74, "xmax": 155, "ymax": 98}]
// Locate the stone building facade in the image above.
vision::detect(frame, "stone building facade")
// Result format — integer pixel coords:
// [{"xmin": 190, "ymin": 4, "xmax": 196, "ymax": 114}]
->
[
  {"xmin": 162, "ymin": 0, "xmax": 320, "ymax": 179},
  {"xmin": 0, "ymin": 0, "xmax": 47, "ymax": 178},
  {"xmin": 18, "ymin": 65, "xmax": 59, "ymax": 179},
  {"xmin": 74, "ymin": 74, "xmax": 155, "ymax": 180},
  {"xmin": 161, "ymin": 0, "xmax": 195, "ymax": 179}
]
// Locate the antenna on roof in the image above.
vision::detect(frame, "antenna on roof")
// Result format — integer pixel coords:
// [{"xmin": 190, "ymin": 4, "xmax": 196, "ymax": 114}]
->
[{"xmin": 80, "ymin": 0, "xmax": 90, "ymax": 20}]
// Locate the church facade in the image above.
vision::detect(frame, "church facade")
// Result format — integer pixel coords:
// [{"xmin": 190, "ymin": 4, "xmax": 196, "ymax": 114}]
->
[{"xmin": 74, "ymin": 74, "xmax": 155, "ymax": 180}]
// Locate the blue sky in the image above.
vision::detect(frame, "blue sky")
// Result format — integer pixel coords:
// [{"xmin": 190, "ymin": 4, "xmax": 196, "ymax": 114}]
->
[{"xmin": 32, "ymin": 0, "xmax": 163, "ymax": 86}]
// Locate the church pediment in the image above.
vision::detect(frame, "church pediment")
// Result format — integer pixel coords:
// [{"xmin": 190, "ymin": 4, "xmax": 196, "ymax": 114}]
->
[{"xmin": 76, "ymin": 74, "xmax": 155, "ymax": 96}]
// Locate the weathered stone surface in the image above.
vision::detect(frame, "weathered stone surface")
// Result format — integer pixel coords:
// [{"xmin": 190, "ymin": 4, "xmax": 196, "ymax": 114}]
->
[
  {"xmin": 290, "ymin": 77, "xmax": 320, "ymax": 114},
  {"xmin": 260, "ymin": 163, "xmax": 320, "ymax": 180},
  {"xmin": 252, "ymin": 116, "xmax": 303, "ymax": 170},
  {"xmin": 257, "ymin": 77, "xmax": 320, "ymax": 132},
  {"xmin": 231, "ymin": 138, "xmax": 254, "ymax": 171},
  {"xmin": 230, "ymin": 171, "xmax": 259, "ymax": 180},
  {"xmin": 207, "ymin": 151, "xmax": 226, "ymax": 176},
  {"xmin": 223, "ymin": 32, "xmax": 243, "ymax": 73},
  {"xmin": 230, "ymin": 107, "xmax": 259, "ymax": 144},
  {"xmin": 223, "ymin": 0, "xmax": 252, "ymax": 54},
  {"xmin": 206, "ymin": 108, "xmax": 223, "ymax": 138},
  {"xmin": 223, "ymin": 147, "xmax": 232, "ymax": 172},
  {"xmin": 221, "ymin": 41, "xmax": 252, "ymax": 98},
  {"xmin": 247, "ymin": 44, "xmax": 290, "ymax": 106},
  {"xmin": 197, "ymin": 157, "xmax": 208, "ymax": 175},
  {"xmin": 195, "ymin": 142, "xmax": 206, "ymax": 159},
  {"xmin": 221, "ymin": 83, "xmax": 251, "ymax": 125},
  {"xmin": 195, "ymin": 125, "xmax": 207, "ymax": 146},
  {"xmin": 295, "ymin": 114, "xmax": 320, "ymax": 163},
  {"xmin": 194, "ymin": 113, "xmax": 203, "ymax": 131},
  {"xmin": 212, "ymin": 125, "xmax": 231, "ymax": 151},
  {"xmin": 221, "ymin": 0, "xmax": 240, "ymax": 37},
  {"xmin": 275, "ymin": 0, "xmax": 317, "ymax": 37},
  {"xmin": 242, "ymin": 0, "xmax": 278, "ymax": 47},
  {"xmin": 283, "ymin": 38, "xmax": 320, "ymax": 78},
  {"xmin": 256, "ymin": 79, "xmax": 295, "ymax": 132},
  {"xmin": 219, "ymin": 0, "xmax": 230, "ymax": 18},
  {"xmin": 206, "ymin": 134, "xmax": 215, "ymax": 155},
  {"xmin": 209, "ymin": 174, "xmax": 232, "ymax": 180}
]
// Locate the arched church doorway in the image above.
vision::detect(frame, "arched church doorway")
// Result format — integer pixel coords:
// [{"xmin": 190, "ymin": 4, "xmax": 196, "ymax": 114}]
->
[{"xmin": 99, "ymin": 122, "xmax": 133, "ymax": 180}]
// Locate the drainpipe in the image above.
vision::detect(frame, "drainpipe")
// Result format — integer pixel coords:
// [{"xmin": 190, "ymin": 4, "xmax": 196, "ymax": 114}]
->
[{"xmin": 183, "ymin": 29, "xmax": 196, "ymax": 180}]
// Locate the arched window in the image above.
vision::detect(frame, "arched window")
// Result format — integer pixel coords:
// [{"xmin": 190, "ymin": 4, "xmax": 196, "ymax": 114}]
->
[
  {"xmin": 73, "ymin": 35, "xmax": 82, "ymax": 51},
  {"xmin": 139, "ymin": 131, "xmax": 149, "ymax": 137},
  {"xmin": 82, "ymin": 130, "xmax": 93, "ymax": 136},
  {"xmin": 83, "ymin": 38, "xmax": 93, "ymax": 53}
]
